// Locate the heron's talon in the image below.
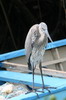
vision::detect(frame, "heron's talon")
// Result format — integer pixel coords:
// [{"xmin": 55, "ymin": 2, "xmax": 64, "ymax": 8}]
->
[{"xmin": 43, "ymin": 86, "xmax": 57, "ymax": 93}]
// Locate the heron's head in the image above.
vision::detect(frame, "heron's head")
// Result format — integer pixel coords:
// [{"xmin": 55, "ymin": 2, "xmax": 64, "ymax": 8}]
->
[{"xmin": 39, "ymin": 22, "xmax": 53, "ymax": 42}]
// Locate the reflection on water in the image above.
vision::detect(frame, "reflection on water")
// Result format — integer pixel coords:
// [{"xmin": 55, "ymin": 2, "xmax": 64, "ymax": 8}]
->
[{"xmin": 37, "ymin": 90, "xmax": 66, "ymax": 100}]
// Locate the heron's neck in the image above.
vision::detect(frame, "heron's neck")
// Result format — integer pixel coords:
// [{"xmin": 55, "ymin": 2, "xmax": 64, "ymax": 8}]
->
[{"xmin": 37, "ymin": 31, "xmax": 45, "ymax": 46}]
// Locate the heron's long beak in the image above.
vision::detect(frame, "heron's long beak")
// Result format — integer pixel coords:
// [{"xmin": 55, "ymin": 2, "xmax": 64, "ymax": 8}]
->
[{"xmin": 46, "ymin": 31, "xmax": 53, "ymax": 42}]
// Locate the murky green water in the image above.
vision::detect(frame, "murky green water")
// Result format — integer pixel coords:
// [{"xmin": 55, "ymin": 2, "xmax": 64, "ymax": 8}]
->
[{"xmin": 37, "ymin": 90, "xmax": 66, "ymax": 100}]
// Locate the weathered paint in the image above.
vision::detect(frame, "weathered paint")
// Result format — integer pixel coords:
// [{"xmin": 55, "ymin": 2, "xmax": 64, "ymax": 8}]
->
[
  {"xmin": 0, "ymin": 71, "xmax": 66, "ymax": 88},
  {"xmin": 0, "ymin": 39, "xmax": 66, "ymax": 62},
  {"xmin": 0, "ymin": 39, "xmax": 66, "ymax": 99},
  {"xmin": 0, "ymin": 71, "xmax": 66, "ymax": 100}
]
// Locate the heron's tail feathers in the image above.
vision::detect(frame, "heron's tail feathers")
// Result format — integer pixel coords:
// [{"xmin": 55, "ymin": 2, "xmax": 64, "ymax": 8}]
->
[{"xmin": 28, "ymin": 55, "xmax": 32, "ymax": 74}]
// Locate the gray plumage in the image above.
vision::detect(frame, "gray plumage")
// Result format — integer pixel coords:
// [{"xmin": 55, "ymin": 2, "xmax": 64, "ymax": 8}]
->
[
  {"xmin": 25, "ymin": 22, "xmax": 52, "ymax": 69},
  {"xmin": 25, "ymin": 22, "xmax": 52, "ymax": 91}
]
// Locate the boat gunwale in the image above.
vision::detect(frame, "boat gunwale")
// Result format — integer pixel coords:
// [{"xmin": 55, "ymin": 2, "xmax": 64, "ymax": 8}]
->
[
  {"xmin": 0, "ymin": 39, "xmax": 66, "ymax": 62},
  {"xmin": 0, "ymin": 70, "xmax": 66, "ymax": 100},
  {"xmin": 0, "ymin": 39, "xmax": 66, "ymax": 99},
  {"xmin": 9, "ymin": 87, "xmax": 66, "ymax": 100}
]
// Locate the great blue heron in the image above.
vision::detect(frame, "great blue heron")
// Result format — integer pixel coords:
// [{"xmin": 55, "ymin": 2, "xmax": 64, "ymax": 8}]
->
[{"xmin": 25, "ymin": 22, "xmax": 52, "ymax": 92}]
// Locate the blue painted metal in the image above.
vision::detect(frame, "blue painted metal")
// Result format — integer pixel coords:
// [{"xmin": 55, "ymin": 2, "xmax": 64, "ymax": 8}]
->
[
  {"xmin": 46, "ymin": 39, "xmax": 66, "ymax": 50},
  {"xmin": 0, "ymin": 49, "xmax": 25, "ymax": 61},
  {"xmin": 0, "ymin": 71, "xmax": 47, "ymax": 87},
  {"xmin": 0, "ymin": 71, "xmax": 66, "ymax": 88},
  {"xmin": 0, "ymin": 39, "xmax": 66, "ymax": 99},
  {"xmin": 0, "ymin": 63, "xmax": 3, "ymax": 67},
  {"xmin": 0, "ymin": 71, "xmax": 66, "ymax": 99},
  {"xmin": 9, "ymin": 89, "xmax": 66, "ymax": 100},
  {"xmin": 0, "ymin": 39, "xmax": 66, "ymax": 62}
]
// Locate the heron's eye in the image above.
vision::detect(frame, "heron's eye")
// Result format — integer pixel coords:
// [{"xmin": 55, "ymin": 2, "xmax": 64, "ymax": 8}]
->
[{"xmin": 42, "ymin": 28, "xmax": 45, "ymax": 31}]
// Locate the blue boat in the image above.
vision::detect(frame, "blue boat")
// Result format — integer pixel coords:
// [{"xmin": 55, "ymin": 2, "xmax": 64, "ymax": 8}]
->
[{"xmin": 0, "ymin": 39, "xmax": 66, "ymax": 100}]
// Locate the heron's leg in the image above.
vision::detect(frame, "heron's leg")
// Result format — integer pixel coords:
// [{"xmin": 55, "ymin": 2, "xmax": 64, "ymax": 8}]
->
[
  {"xmin": 32, "ymin": 66, "xmax": 35, "ymax": 91},
  {"xmin": 39, "ymin": 62, "xmax": 57, "ymax": 92},
  {"xmin": 32, "ymin": 66, "xmax": 38, "ymax": 92},
  {"xmin": 39, "ymin": 62, "xmax": 45, "ymax": 91}
]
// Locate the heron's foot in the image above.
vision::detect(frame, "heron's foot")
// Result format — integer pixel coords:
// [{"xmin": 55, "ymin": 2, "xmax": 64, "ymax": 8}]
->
[
  {"xmin": 33, "ymin": 88, "xmax": 44, "ymax": 93},
  {"xmin": 43, "ymin": 86, "xmax": 57, "ymax": 92},
  {"xmin": 25, "ymin": 88, "xmax": 38, "ymax": 94},
  {"xmin": 26, "ymin": 86, "xmax": 57, "ymax": 94},
  {"xmin": 25, "ymin": 88, "xmax": 39, "ymax": 98},
  {"xmin": 35, "ymin": 86, "xmax": 57, "ymax": 93}
]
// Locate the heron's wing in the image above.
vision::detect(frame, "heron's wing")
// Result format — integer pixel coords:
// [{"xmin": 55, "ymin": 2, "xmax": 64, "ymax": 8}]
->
[{"xmin": 25, "ymin": 24, "xmax": 38, "ymax": 61}]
